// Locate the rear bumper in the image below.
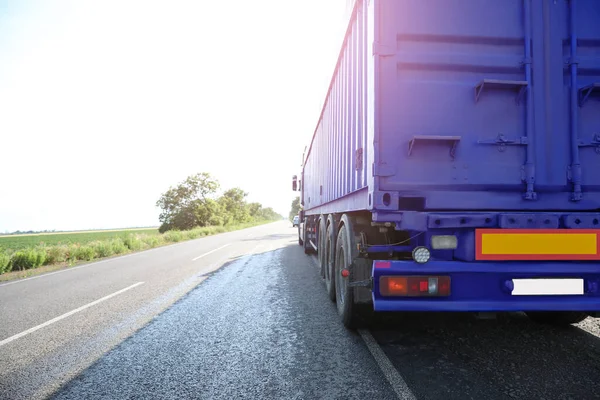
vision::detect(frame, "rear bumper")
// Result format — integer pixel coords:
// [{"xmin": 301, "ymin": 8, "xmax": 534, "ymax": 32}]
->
[{"xmin": 371, "ymin": 259, "xmax": 600, "ymax": 312}]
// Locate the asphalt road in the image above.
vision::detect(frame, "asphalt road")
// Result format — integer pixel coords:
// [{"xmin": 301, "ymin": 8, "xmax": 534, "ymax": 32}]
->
[
  {"xmin": 2, "ymin": 220, "xmax": 600, "ymax": 399},
  {"xmin": 0, "ymin": 222, "xmax": 298, "ymax": 399}
]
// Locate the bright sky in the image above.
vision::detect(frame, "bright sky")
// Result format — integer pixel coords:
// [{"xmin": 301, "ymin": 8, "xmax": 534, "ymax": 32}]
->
[{"xmin": 0, "ymin": 0, "xmax": 349, "ymax": 232}]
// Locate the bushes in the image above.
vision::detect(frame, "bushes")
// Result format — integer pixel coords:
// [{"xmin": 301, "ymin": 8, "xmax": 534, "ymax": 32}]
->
[
  {"xmin": 74, "ymin": 245, "xmax": 95, "ymax": 261},
  {"xmin": 0, "ymin": 220, "xmax": 275, "ymax": 276},
  {"xmin": 65, "ymin": 244, "xmax": 80, "ymax": 263},
  {"xmin": 10, "ymin": 249, "xmax": 46, "ymax": 271},
  {"xmin": 185, "ymin": 230, "xmax": 200, "ymax": 240},
  {"xmin": 92, "ymin": 241, "xmax": 114, "ymax": 258},
  {"xmin": 163, "ymin": 231, "xmax": 184, "ymax": 243},
  {"xmin": 110, "ymin": 238, "xmax": 128, "ymax": 255},
  {"xmin": 89, "ymin": 239, "xmax": 127, "ymax": 258},
  {"xmin": 0, "ymin": 252, "xmax": 11, "ymax": 273},
  {"xmin": 123, "ymin": 234, "xmax": 146, "ymax": 251},
  {"xmin": 37, "ymin": 249, "xmax": 46, "ymax": 266},
  {"xmin": 45, "ymin": 245, "xmax": 68, "ymax": 264},
  {"xmin": 143, "ymin": 235, "xmax": 163, "ymax": 248}
]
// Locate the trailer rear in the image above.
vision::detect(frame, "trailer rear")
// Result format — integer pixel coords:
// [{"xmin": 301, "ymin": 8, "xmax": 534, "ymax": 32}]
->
[{"xmin": 293, "ymin": 0, "xmax": 600, "ymax": 328}]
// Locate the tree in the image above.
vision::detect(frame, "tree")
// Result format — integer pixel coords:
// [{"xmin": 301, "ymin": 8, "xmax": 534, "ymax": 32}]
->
[
  {"xmin": 259, "ymin": 207, "xmax": 281, "ymax": 221},
  {"xmin": 156, "ymin": 172, "xmax": 220, "ymax": 232},
  {"xmin": 194, "ymin": 198, "xmax": 225, "ymax": 227},
  {"xmin": 156, "ymin": 172, "xmax": 283, "ymax": 232},
  {"xmin": 246, "ymin": 202, "xmax": 262, "ymax": 218},
  {"xmin": 218, "ymin": 188, "xmax": 251, "ymax": 225},
  {"xmin": 289, "ymin": 196, "xmax": 301, "ymax": 222}
]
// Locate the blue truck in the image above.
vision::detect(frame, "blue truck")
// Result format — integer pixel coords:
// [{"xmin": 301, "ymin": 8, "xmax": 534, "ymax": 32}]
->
[{"xmin": 293, "ymin": 0, "xmax": 600, "ymax": 328}]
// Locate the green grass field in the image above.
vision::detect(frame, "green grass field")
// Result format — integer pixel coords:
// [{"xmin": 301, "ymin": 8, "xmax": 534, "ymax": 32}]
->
[{"xmin": 0, "ymin": 228, "xmax": 159, "ymax": 251}]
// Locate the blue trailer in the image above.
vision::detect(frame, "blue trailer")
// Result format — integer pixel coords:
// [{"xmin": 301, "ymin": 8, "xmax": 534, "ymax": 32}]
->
[{"xmin": 293, "ymin": 0, "xmax": 600, "ymax": 328}]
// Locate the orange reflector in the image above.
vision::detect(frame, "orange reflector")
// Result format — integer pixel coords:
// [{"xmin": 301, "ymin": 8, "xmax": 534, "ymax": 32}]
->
[
  {"xmin": 381, "ymin": 277, "xmax": 407, "ymax": 296},
  {"xmin": 476, "ymin": 229, "xmax": 600, "ymax": 260}
]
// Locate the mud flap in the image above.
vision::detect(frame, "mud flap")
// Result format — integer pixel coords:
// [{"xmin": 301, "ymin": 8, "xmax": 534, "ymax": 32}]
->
[{"xmin": 348, "ymin": 258, "xmax": 373, "ymax": 304}]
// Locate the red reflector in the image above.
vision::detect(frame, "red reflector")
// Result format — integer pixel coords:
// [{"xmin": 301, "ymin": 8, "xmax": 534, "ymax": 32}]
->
[
  {"xmin": 379, "ymin": 276, "xmax": 451, "ymax": 297},
  {"xmin": 438, "ymin": 276, "xmax": 451, "ymax": 296},
  {"xmin": 409, "ymin": 281, "xmax": 419, "ymax": 293},
  {"xmin": 375, "ymin": 261, "xmax": 391, "ymax": 269},
  {"xmin": 341, "ymin": 269, "xmax": 350, "ymax": 278}
]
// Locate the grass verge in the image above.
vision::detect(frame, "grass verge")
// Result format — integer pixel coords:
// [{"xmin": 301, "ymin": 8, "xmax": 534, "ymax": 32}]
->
[{"xmin": 0, "ymin": 220, "xmax": 278, "ymax": 283}]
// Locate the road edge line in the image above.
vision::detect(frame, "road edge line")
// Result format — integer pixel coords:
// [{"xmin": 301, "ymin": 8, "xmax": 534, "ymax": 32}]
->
[
  {"xmin": 0, "ymin": 282, "xmax": 145, "ymax": 347},
  {"xmin": 358, "ymin": 329, "xmax": 417, "ymax": 400},
  {"xmin": 192, "ymin": 244, "xmax": 231, "ymax": 261}
]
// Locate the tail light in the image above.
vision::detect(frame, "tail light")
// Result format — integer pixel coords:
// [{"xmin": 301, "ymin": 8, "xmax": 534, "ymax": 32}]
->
[
  {"xmin": 431, "ymin": 235, "xmax": 458, "ymax": 250},
  {"xmin": 380, "ymin": 276, "xmax": 451, "ymax": 297}
]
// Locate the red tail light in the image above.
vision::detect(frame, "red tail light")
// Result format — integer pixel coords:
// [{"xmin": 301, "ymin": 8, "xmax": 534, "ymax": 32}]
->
[
  {"xmin": 380, "ymin": 276, "xmax": 451, "ymax": 297},
  {"xmin": 438, "ymin": 277, "xmax": 451, "ymax": 296}
]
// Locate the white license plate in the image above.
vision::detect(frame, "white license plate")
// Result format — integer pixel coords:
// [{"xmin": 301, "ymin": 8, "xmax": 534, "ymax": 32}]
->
[{"xmin": 511, "ymin": 279, "xmax": 584, "ymax": 296}]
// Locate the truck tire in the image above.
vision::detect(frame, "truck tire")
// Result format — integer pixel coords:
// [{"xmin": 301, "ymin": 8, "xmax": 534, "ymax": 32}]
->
[
  {"xmin": 318, "ymin": 215, "xmax": 327, "ymax": 278},
  {"xmin": 334, "ymin": 219, "xmax": 362, "ymax": 329},
  {"xmin": 324, "ymin": 222, "xmax": 336, "ymax": 302},
  {"xmin": 303, "ymin": 221, "xmax": 313, "ymax": 254},
  {"xmin": 526, "ymin": 311, "xmax": 588, "ymax": 326}
]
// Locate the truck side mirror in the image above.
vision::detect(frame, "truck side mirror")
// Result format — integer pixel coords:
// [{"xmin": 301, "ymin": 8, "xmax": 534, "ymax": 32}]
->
[{"xmin": 292, "ymin": 175, "xmax": 298, "ymax": 191}]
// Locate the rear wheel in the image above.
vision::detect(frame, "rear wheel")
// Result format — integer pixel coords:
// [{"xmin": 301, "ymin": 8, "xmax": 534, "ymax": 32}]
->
[
  {"xmin": 334, "ymin": 222, "xmax": 363, "ymax": 329},
  {"xmin": 318, "ymin": 215, "xmax": 327, "ymax": 278},
  {"xmin": 324, "ymin": 222, "xmax": 336, "ymax": 302},
  {"xmin": 303, "ymin": 219, "xmax": 315, "ymax": 254},
  {"xmin": 526, "ymin": 311, "xmax": 588, "ymax": 326}
]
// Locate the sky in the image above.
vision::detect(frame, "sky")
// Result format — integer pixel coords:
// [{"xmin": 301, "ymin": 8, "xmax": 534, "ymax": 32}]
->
[{"xmin": 0, "ymin": 0, "xmax": 350, "ymax": 232}]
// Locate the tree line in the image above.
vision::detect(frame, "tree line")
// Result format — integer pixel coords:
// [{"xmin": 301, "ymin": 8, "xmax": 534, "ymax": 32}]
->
[{"xmin": 156, "ymin": 172, "xmax": 282, "ymax": 233}]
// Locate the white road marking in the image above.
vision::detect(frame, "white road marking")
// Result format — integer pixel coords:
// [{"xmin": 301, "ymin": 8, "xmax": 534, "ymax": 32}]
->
[
  {"xmin": 358, "ymin": 329, "xmax": 417, "ymax": 400},
  {"xmin": 247, "ymin": 243, "xmax": 264, "ymax": 255},
  {"xmin": 307, "ymin": 242, "xmax": 413, "ymax": 398},
  {"xmin": 192, "ymin": 244, "xmax": 231, "ymax": 261},
  {"xmin": 0, "ymin": 252, "xmax": 139, "ymax": 288},
  {"xmin": 0, "ymin": 282, "xmax": 145, "ymax": 347}
]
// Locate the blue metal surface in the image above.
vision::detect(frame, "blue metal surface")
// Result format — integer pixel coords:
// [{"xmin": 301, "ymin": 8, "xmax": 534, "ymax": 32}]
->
[
  {"xmin": 371, "ymin": 259, "xmax": 600, "ymax": 312},
  {"xmin": 523, "ymin": 0, "xmax": 536, "ymax": 200},
  {"xmin": 302, "ymin": 0, "xmax": 600, "ymax": 216},
  {"xmin": 372, "ymin": 210, "xmax": 600, "ymax": 230},
  {"xmin": 569, "ymin": 0, "xmax": 583, "ymax": 201},
  {"xmin": 301, "ymin": 0, "xmax": 369, "ymax": 213}
]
